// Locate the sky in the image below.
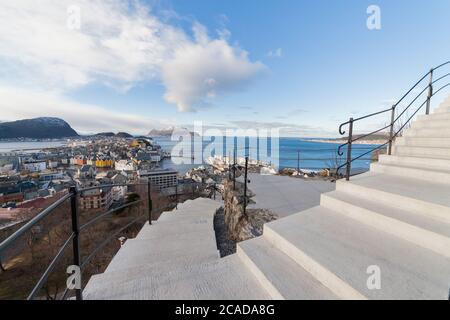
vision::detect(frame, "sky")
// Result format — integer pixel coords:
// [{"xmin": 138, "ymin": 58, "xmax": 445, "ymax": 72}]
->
[{"xmin": 0, "ymin": 0, "xmax": 449, "ymax": 137}]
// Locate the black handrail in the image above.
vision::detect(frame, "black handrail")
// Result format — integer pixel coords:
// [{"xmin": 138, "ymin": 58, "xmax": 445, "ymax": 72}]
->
[
  {"xmin": 337, "ymin": 61, "xmax": 450, "ymax": 180},
  {"xmin": 0, "ymin": 180, "xmax": 153, "ymax": 300}
]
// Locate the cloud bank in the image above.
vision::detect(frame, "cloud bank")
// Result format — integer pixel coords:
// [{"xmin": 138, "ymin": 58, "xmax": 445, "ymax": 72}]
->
[
  {"xmin": 0, "ymin": 86, "xmax": 171, "ymax": 135},
  {"xmin": 0, "ymin": 0, "xmax": 264, "ymax": 113}
]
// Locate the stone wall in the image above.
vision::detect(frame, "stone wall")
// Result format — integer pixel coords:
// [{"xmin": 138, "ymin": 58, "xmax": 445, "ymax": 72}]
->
[{"xmin": 222, "ymin": 180, "xmax": 277, "ymax": 242}]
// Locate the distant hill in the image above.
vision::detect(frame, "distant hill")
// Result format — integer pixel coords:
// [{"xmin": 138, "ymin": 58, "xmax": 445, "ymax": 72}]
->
[
  {"xmin": 94, "ymin": 132, "xmax": 116, "ymax": 137},
  {"xmin": 116, "ymin": 132, "xmax": 133, "ymax": 138},
  {"xmin": 93, "ymin": 132, "xmax": 133, "ymax": 138},
  {"xmin": 148, "ymin": 126, "xmax": 199, "ymax": 137},
  {"xmin": 0, "ymin": 117, "xmax": 79, "ymax": 139}
]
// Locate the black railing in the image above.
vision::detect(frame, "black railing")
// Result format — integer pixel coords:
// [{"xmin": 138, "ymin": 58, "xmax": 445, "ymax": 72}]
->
[
  {"xmin": 337, "ymin": 61, "xmax": 450, "ymax": 180},
  {"xmin": 0, "ymin": 181, "xmax": 153, "ymax": 300}
]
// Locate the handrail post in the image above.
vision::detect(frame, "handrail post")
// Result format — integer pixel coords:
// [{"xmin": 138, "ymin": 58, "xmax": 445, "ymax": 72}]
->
[
  {"xmin": 233, "ymin": 149, "xmax": 236, "ymax": 191},
  {"xmin": 426, "ymin": 69, "xmax": 434, "ymax": 115},
  {"xmin": 175, "ymin": 183, "xmax": 178, "ymax": 210},
  {"xmin": 0, "ymin": 257, "xmax": 5, "ymax": 272},
  {"xmin": 388, "ymin": 106, "xmax": 396, "ymax": 155},
  {"xmin": 69, "ymin": 186, "xmax": 82, "ymax": 301},
  {"xmin": 345, "ymin": 118, "xmax": 354, "ymax": 181},
  {"xmin": 297, "ymin": 150, "xmax": 300, "ymax": 172},
  {"xmin": 147, "ymin": 179, "xmax": 152, "ymax": 225},
  {"xmin": 243, "ymin": 156, "xmax": 249, "ymax": 217}
]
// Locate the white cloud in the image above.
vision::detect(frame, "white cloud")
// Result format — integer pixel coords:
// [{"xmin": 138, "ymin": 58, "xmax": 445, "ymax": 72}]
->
[
  {"xmin": 0, "ymin": 0, "xmax": 264, "ymax": 112},
  {"xmin": 267, "ymin": 48, "xmax": 283, "ymax": 58},
  {"xmin": 162, "ymin": 23, "xmax": 265, "ymax": 112},
  {"xmin": 0, "ymin": 86, "xmax": 171, "ymax": 135}
]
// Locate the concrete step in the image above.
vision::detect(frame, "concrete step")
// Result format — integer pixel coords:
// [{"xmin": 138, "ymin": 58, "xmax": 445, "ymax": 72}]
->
[
  {"xmin": 321, "ymin": 191, "xmax": 450, "ymax": 257},
  {"xmin": 404, "ymin": 127, "xmax": 450, "ymax": 137},
  {"xmin": 237, "ymin": 236, "xmax": 337, "ymax": 300},
  {"xmin": 136, "ymin": 221, "xmax": 215, "ymax": 240},
  {"xmin": 412, "ymin": 118, "xmax": 450, "ymax": 129},
  {"xmin": 157, "ymin": 209, "xmax": 215, "ymax": 224},
  {"xmin": 394, "ymin": 136, "xmax": 450, "ymax": 148},
  {"xmin": 394, "ymin": 145, "xmax": 450, "ymax": 159},
  {"xmin": 105, "ymin": 237, "xmax": 219, "ymax": 273},
  {"xmin": 370, "ymin": 162, "xmax": 450, "ymax": 185},
  {"xmin": 378, "ymin": 154, "xmax": 450, "ymax": 171},
  {"xmin": 434, "ymin": 107, "xmax": 450, "ymax": 113},
  {"xmin": 336, "ymin": 172, "xmax": 450, "ymax": 224},
  {"xmin": 84, "ymin": 255, "xmax": 271, "ymax": 300},
  {"xmin": 85, "ymin": 254, "xmax": 222, "ymax": 293},
  {"xmin": 417, "ymin": 113, "xmax": 450, "ymax": 122},
  {"xmin": 264, "ymin": 206, "xmax": 450, "ymax": 299}
]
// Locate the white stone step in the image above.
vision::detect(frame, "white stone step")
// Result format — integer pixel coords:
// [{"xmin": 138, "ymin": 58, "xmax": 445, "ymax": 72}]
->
[
  {"xmin": 157, "ymin": 209, "xmax": 215, "ymax": 223},
  {"xmin": 417, "ymin": 113, "xmax": 450, "ymax": 122},
  {"xmin": 336, "ymin": 172, "xmax": 450, "ymax": 224},
  {"xmin": 136, "ymin": 221, "xmax": 215, "ymax": 240},
  {"xmin": 412, "ymin": 118, "xmax": 450, "ymax": 129},
  {"xmin": 435, "ymin": 106, "xmax": 450, "ymax": 113},
  {"xmin": 394, "ymin": 145, "xmax": 450, "ymax": 159},
  {"xmin": 85, "ymin": 254, "xmax": 220, "ymax": 293},
  {"xmin": 105, "ymin": 237, "xmax": 219, "ymax": 272},
  {"xmin": 370, "ymin": 162, "xmax": 450, "ymax": 185},
  {"xmin": 84, "ymin": 255, "xmax": 271, "ymax": 300},
  {"xmin": 394, "ymin": 136, "xmax": 450, "ymax": 148},
  {"xmin": 320, "ymin": 191, "xmax": 450, "ymax": 257},
  {"xmin": 237, "ymin": 236, "xmax": 337, "ymax": 299},
  {"xmin": 404, "ymin": 127, "xmax": 450, "ymax": 137},
  {"xmin": 378, "ymin": 154, "xmax": 450, "ymax": 171},
  {"xmin": 264, "ymin": 206, "xmax": 450, "ymax": 299}
]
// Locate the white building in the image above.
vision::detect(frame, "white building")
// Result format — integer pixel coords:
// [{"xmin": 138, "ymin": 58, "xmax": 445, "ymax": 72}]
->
[
  {"xmin": 138, "ymin": 169, "xmax": 178, "ymax": 190},
  {"xmin": 115, "ymin": 160, "xmax": 136, "ymax": 171},
  {"xmin": 48, "ymin": 160, "xmax": 59, "ymax": 169},
  {"xmin": 23, "ymin": 161, "xmax": 47, "ymax": 172}
]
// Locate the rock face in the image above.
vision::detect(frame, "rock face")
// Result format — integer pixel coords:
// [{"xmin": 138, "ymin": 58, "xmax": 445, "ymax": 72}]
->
[
  {"xmin": 0, "ymin": 117, "xmax": 79, "ymax": 139},
  {"xmin": 222, "ymin": 180, "xmax": 277, "ymax": 242}
]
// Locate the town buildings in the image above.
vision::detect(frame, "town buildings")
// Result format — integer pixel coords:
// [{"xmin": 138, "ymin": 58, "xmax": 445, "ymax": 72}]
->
[{"xmin": 0, "ymin": 136, "xmax": 176, "ymax": 225}]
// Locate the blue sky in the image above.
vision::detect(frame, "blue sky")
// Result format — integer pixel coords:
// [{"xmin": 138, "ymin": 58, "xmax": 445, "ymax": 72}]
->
[{"xmin": 1, "ymin": 0, "xmax": 449, "ymax": 136}]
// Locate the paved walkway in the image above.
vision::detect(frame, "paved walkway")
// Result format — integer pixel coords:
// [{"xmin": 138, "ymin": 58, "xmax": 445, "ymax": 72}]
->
[{"xmin": 246, "ymin": 174, "xmax": 335, "ymax": 218}]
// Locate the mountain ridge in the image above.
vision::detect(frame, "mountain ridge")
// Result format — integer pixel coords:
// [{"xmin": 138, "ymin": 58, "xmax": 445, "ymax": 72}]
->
[{"xmin": 0, "ymin": 117, "xmax": 79, "ymax": 139}]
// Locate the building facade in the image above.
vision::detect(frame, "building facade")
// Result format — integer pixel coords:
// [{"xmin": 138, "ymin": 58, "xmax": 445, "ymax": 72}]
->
[
  {"xmin": 79, "ymin": 187, "xmax": 113, "ymax": 210},
  {"xmin": 138, "ymin": 169, "xmax": 178, "ymax": 190}
]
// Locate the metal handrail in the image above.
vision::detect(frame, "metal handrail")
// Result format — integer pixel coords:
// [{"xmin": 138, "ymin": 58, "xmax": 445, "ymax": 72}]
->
[
  {"xmin": 0, "ymin": 180, "xmax": 153, "ymax": 300},
  {"xmin": 27, "ymin": 233, "xmax": 75, "ymax": 300},
  {"xmin": 79, "ymin": 199, "xmax": 143, "ymax": 231},
  {"xmin": 337, "ymin": 61, "xmax": 450, "ymax": 180},
  {"xmin": 0, "ymin": 192, "xmax": 72, "ymax": 253}
]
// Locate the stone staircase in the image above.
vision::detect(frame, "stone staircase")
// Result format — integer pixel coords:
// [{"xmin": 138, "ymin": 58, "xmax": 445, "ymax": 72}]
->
[
  {"xmin": 236, "ymin": 95, "xmax": 450, "ymax": 300},
  {"xmin": 84, "ymin": 96, "xmax": 450, "ymax": 300},
  {"xmin": 83, "ymin": 197, "xmax": 271, "ymax": 300}
]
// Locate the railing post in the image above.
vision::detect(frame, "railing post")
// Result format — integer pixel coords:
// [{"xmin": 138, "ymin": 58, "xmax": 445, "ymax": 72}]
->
[
  {"xmin": 388, "ymin": 106, "xmax": 396, "ymax": 155},
  {"xmin": 0, "ymin": 256, "xmax": 5, "ymax": 272},
  {"xmin": 345, "ymin": 118, "xmax": 354, "ymax": 181},
  {"xmin": 233, "ymin": 149, "xmax": 236, "ymax": 191},
  {"xmin": 426, "ymin": 69, "xmax": 434, "ymax": 115},
  {"xmin": 175, "ymin": 184, "xmax": 178, "ymax": 210},
  {"xmin": 147, "ymin": 179, "xmax": 152, "ymax": 225},
  {"xmin": 297, "ymin": 150, "xmax": 300, "ymax": 172},
  {"xmin": 69, "ymin": 186, "xmax": 82, "ymax": 301},
  {"xmin": 243, "ymin": 156, "xmax": 249, "ymax": 217}
]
